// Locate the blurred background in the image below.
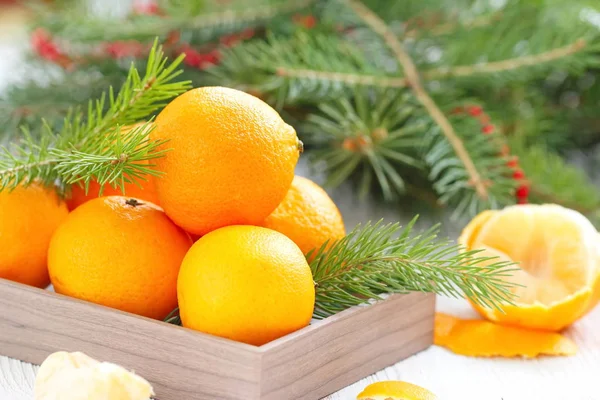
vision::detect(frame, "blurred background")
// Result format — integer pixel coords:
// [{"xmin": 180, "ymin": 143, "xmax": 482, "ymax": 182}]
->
[{"xmin": 2, "ymin": 0, "xmax": 600, "ymax": 234}]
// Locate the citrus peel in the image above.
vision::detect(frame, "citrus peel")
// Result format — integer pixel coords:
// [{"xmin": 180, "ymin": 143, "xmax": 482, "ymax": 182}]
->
[
  {"xmin": 459, "ymin": 204, "xmax": 600, "ymax": 331},
  {"xmin": 34, "ymin": 351, "xmax": 154, "ymax": 400},
  {"xmin": 356, "ymin": 380, "xmax": 437, "ymax": 400},
  {"xmin": 434, "ymin": 312, "xmax": 577, "ymax": 358}
]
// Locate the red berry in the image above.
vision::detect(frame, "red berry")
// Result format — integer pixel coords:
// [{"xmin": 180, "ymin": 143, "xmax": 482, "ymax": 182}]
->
[
  {"xmin": 220, "ymin": 33, "xmax": 241, "ymax": 47},
  {"xmin": 201, "ymin": 49, "xmax": 221, "ymax": 67},
  {"xmin": 482, "ymin": 124, "xmax": 495, "ymax": 134},
  {"xmin": 293, "ymin": 14, "xmax": 317, "ymax": 29},
  {"xmin": 506, "ymin": 157, "xmax": 519, "ymax": 168},
  {"xmin": 468, "ymin": 106, "xmax": 483, "ymax": 116},
  {"xmin": 31, "ymin": 28, "xmax": 62, "ymax": 62},
  {"xmin": 104, "ymin": 41, "xmax": 145, "ymax": 59},
  {"xmin": 513, "ymin": 169, "xmax": 524, "ymax": 180},
  {"xmin": 240, "ymin": 28, "xmax": 256, "ymax": 40},
  {"xmin": 181, "ymin": 46, "xmax": 202, "ymax": 67},
  {"xmin": 133, "ymin": 0, "xmax": 160, "ymax": 15},
  {"xmin": 516, "ymin": 185, "xmax": 529, "ymax": 198}
]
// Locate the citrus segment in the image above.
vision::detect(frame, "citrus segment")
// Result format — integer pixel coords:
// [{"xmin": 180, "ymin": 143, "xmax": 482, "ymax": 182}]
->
[
  {"xmin": 434, "ymin": 313, "xmax": 577, "ymax": 358},
  {"xmin": 356, "ymin": 381, "xmax": 437, "ymax": 400},
  {"xmin": 461, "ymin": 204, "xmax": 599, "ymax": 331}
]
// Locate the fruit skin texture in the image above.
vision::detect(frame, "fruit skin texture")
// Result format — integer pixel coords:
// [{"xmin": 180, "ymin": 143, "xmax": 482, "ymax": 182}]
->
[
  {"xmin": 48, "ymin": 196, "xmax": 192, "ymax": 319},
  {"xmin": 0, "ymin": 183, "xmax": 68, "ymax": 288},
  {"xmin": 34, "ymin": 351, "xmax": 154, "ymax": 400},
  {"xmin": 66, "ymin": 179, "xmax": 160, "ymax": 211},
  {"xmin": 356, "ymin": 380, "xmax": 437, "ymax": 400},
  {"xmin": 459, "ymin": 204, "xmax": 600, "ymax": 331},
  {"xmin": 434, "ymin": 313, "xmax": 577, "ymax": 358},
  {"xmin": 178, "ymin": 225, "xmax": 315, "ymax": 346},
  {"xmin": 151, "ymin": 86, "xmax": 300, "ymax": 236},
  {"xmin": 262, "ymin": 175, "xmax": 345, "ymax": 255}
]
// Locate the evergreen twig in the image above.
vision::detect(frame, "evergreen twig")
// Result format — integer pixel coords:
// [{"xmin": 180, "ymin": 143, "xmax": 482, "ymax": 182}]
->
[
  {"xmin": 0, "ymin": 41, "xmax": 191, "ymax": 192},
  {"xmin": 346, "ymin": 0, "xmax": 489, "ymax": 200},
  {"xmin": 309, "ymin": 219, "xmax": 517, "ymax": 319},
  {"xmin": 424, "ymin": 39, "xmax": 588, "ymax": 79}
]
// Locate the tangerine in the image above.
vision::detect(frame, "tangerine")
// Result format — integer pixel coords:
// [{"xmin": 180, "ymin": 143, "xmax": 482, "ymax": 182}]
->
[
  {"xmin": 262, "ymin": 176, "xmax": 345, "ymax": 255},
  {"xmin": 150, "ymin": 87, "xmax": 301, "ymax": 236},
  {"xmin": 0, "ymin": 183, "xmax": 68, "ymax": 288},
  {"xmin": 460, "ymin": 204, "xmax": 600, "ymax": 331},
  {"xmin": 178, "ymin": 225, "xmax": 315, "ymax": 346},
  {"xmin": 48, "ymin": 196, "xmax": 192, "ymax": 319}
]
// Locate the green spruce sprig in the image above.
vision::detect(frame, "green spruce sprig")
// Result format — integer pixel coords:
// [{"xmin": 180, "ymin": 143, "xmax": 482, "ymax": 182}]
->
[
  {"xmin": 0, "ymin": 41, "xmax": 191, "ymax": 192},
  {"xmin": 164, "ymin": 218, "xmax": 516, "ymax": 324},
  {"xmin": 309, "ymin": 218, "xmax": 517, "ymax": 319},
  {"xmin": 39, "ymin": 0, "xmax": 318, "ymax": 43}
]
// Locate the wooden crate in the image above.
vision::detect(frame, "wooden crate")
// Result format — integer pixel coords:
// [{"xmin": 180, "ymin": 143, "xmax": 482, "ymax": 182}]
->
[{"xmin": 0, "ymin": 279, "xmax": 435, "ymax": 400}]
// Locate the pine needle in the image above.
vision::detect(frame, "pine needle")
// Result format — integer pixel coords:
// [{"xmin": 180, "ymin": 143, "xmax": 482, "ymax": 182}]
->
[
  {"xmin": 0, "ymin": 40, "xmax": 191, "ymax": 192},
  {"xmin": 309, "ymin": 218, "xmax": 517, "ymax": 319}
]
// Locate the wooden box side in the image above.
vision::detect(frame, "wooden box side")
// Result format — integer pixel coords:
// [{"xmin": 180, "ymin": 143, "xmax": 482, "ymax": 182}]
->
[
  {"xmin": 259, "ymin": 292, "xmax": 435, "ymax": 400},
  {"xmin": 0, "ymin": 279, "xmax": 262, "ymax": 400}
]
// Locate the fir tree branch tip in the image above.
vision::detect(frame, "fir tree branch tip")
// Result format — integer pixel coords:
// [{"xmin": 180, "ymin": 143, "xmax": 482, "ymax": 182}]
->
[
  {"xmin": 309, "ymin": 218, "xmax": 517, "ymax": 319},
  {"xmin": 0, "ymin": 41, "xmax": 192, "ymax": 193}
]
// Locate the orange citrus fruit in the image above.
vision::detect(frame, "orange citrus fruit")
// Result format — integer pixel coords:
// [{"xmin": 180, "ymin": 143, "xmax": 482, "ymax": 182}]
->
[
  {"xmin": 434, "ymin": 313, "xmax": 577, "ymax": 358},
  {"xmin": 357, "ymin": 381, "xmax": 437, "ymax": 400},
  {"xmin": 150, "ymin": 87, "xmax": 301, "ymax": 236},
  {"xmin": 459, "ymin": 204, "xmax": 600, "ymax": 331},
  {"xmin": 262, "ymin": 175, "xmax": 345, "ymax": 255},
  {"xmin": 66, "ymin": 123, "xmax": 160, "ymax": 210},
  {"xmin": 48, "ymin": 196, "xmax": 192, "ymax": 319},
  {"xmin": 178, "ymin": 225, "xmax": 315, "ymax": 346},
  {"xmin": 0, "ymin": 183, "xmax": 68, "ymax": 288}
]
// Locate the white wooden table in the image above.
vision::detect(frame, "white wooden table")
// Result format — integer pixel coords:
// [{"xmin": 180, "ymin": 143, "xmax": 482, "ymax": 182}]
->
[
  {"xmin": 1, "ymin": 5, "xmax": 600, "ymax": 400},
  {"xmin": 2, "ymin": 297, "xmax": 599, "ymax": 400}
]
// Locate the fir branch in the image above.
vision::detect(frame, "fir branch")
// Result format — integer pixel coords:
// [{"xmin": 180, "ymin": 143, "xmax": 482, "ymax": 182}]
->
[
  {"xmin": 43, "ymin": 0, "xmax": 318, "ymax": 43},
  {"xmin": 309, "ymin": 219, "xmax": 517, "ymax": 319},
  {"xmin": 424, "ymin": 39, "xmax": 588, "ymax": 79},
  {"xmin": 276, "ymin": 68, "xmax": 407, "ymax": 89},
  {"xmin": 0, "ymin": 41, "xmax": 191, "ymax": 191},
  {"xmin": 346, "ymin": 0, "xmax": 489, "ymax": 200},
  {"xmin": 419, "ymin": 12, "xmax": 502, "ymax": 37},
  {"xmin": 303, "ymin": 88, "xmax": 425, "ymax": 200}
]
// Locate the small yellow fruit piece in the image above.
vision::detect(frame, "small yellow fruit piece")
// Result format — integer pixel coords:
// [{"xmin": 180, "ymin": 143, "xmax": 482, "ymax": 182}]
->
[
  {"xmin": 356, "ymin": 380, "xmax": 437, "ymax": 400},
  {"xmin": 459, "ymin": 204, "xmax": 600, "ymax": 331},
  {"xmin": 34, "ymin": 351, "xmax": 154, "ymax": 400},
  {"xmin": 434, "ymin": 313, "xmax": 577, "ymax": 358}
]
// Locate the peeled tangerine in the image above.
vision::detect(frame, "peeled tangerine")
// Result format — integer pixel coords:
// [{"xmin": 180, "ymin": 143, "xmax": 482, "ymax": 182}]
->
[
  {"xmin": 459, "ymin": 204, "xmax": 600, "ymax": 331},
  {"xmin": 34, "ymin": 351, "xmax": 153, "ymax": 400}
]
